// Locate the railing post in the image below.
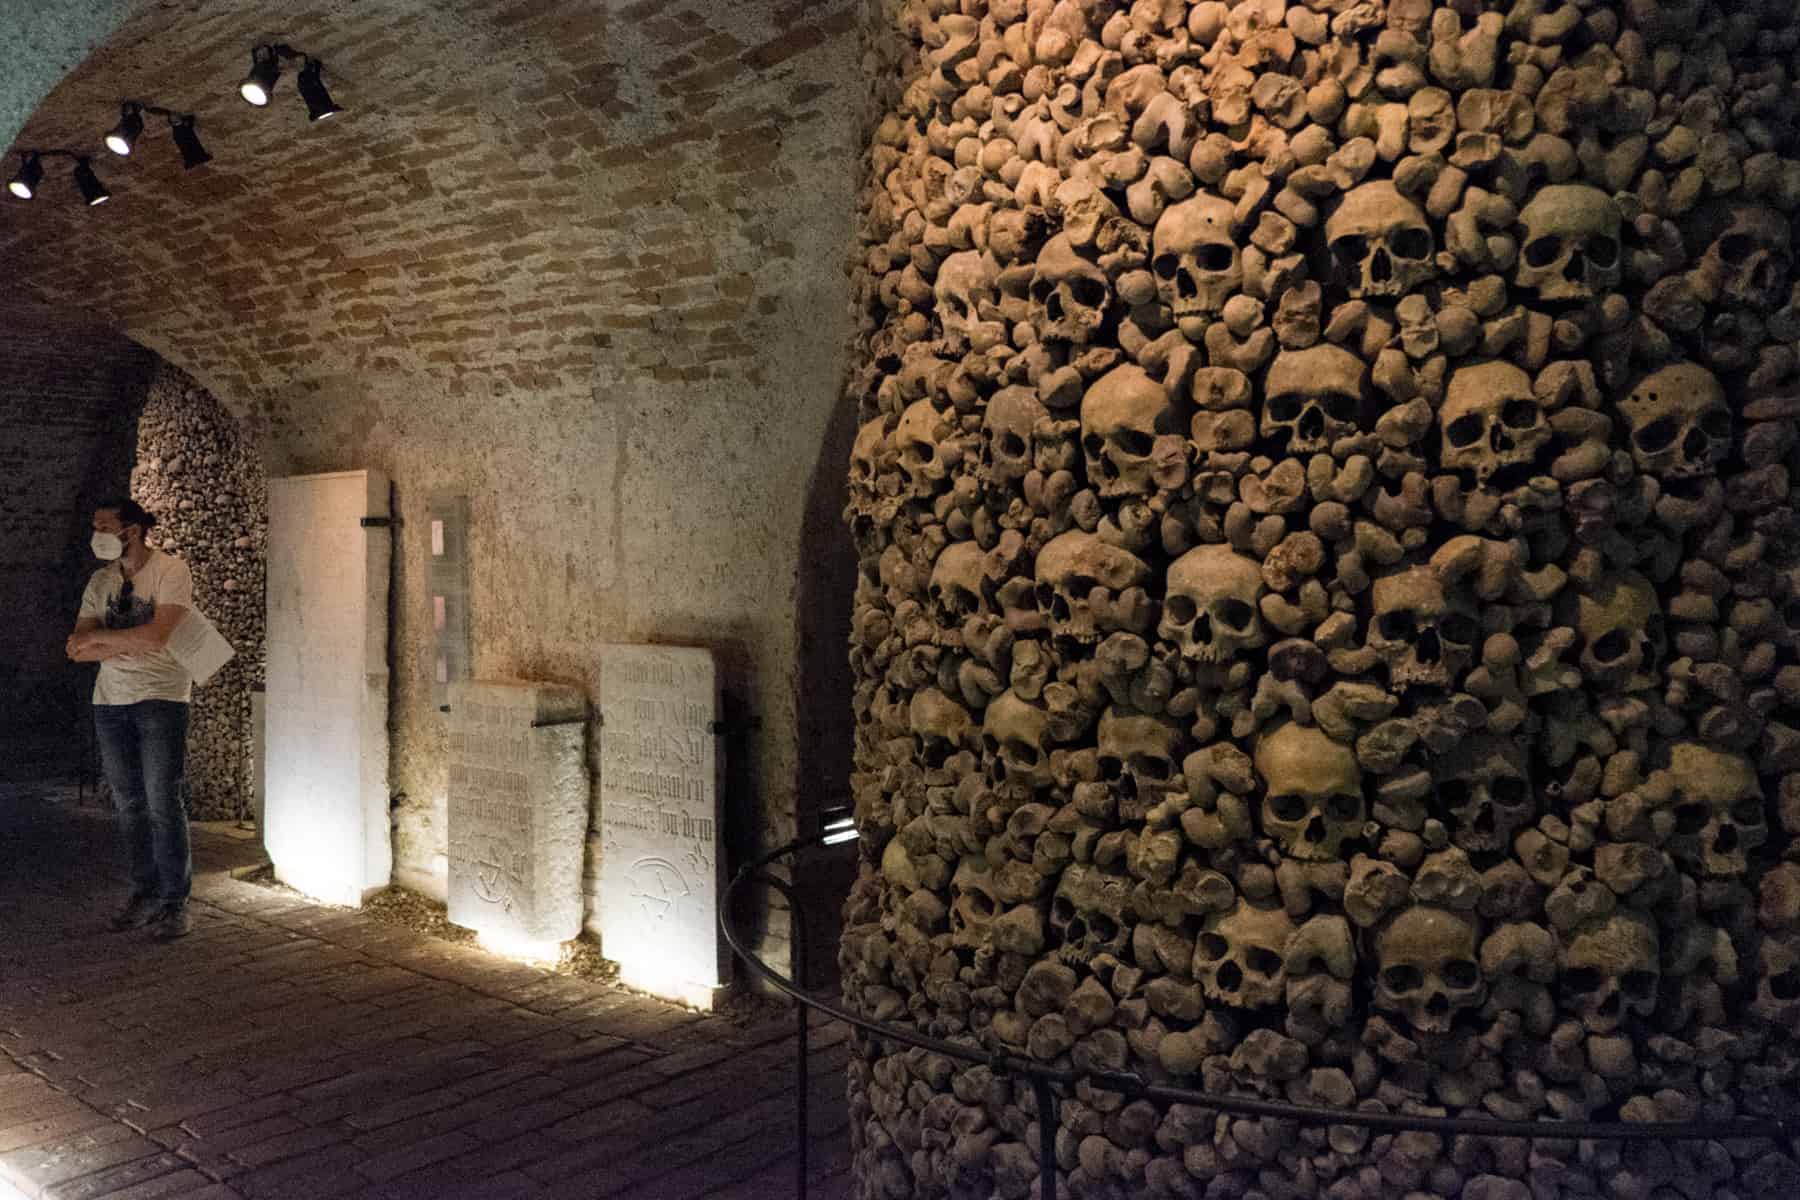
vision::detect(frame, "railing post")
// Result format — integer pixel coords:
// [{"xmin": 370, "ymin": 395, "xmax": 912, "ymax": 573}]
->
[
  {"xmin": 790, "ymin": 876, "xmax": 810, "ymax": 1200},
  {"xmin": 1032, "ymin": 1076, "xmax": 1058, "ymax": 1200}
]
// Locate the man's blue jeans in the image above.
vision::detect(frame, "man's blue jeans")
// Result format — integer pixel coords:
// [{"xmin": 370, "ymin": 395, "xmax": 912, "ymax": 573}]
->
[{"xmin": 94, "ymin": 701, "xmax": 192, "ymax": 905}]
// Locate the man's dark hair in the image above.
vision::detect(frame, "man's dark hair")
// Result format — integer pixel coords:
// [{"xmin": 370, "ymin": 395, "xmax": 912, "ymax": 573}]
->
[{"xmin": 96, "ymin": 498, "xmax": 158, "ymax": 529}]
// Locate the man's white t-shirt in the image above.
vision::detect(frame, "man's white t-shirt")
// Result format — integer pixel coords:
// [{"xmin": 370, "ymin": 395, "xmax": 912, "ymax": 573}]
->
[{"xmin": 78, "ymin": 550, "xmax": 194, "ymax": 706}]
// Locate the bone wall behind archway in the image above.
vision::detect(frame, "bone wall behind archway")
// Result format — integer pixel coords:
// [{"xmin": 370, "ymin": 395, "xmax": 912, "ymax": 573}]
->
[{"xmin": 840, "ymin": 2, "xmax": 1800, "ymax": 1197}]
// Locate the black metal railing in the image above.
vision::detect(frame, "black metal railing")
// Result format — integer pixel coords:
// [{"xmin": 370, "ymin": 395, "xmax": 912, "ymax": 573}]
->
[{"xmin": 720, "ymin": 832, "xmax": 1795, "ymax": 1200}]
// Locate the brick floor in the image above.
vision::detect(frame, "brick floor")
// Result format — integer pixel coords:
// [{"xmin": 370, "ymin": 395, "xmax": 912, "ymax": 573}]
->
[{"xmin": 0, "ymin": 782, "xmax": 851, "ymax": 1199}]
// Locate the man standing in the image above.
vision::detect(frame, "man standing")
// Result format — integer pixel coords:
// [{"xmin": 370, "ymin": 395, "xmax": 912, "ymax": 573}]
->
[{"xmin": 65, "ymin": 498, "xmax": 195, "ymax": 941}]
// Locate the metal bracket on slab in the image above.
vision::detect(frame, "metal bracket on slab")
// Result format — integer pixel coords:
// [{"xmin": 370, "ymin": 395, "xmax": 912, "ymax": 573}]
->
[
  {"xmin": 360, "ymin": 516, "xmax": 395, "ymax": 528},
  {"xmin": 437, "ymin": 709, "xmax": 755, "ymax": 734},
  {"xmin": 582, "ymin": 711, "xmax": 758, "ymax": 736}
]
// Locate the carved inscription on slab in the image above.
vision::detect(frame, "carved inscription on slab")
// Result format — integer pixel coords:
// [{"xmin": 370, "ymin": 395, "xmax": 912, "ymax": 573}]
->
[
  {"xmin": 446, "ymin": 680, "xmax": 588, "ymax": 944},
  {"xmin": 598, "ymin": 645, "xmax": 727, "ymax": 995}
]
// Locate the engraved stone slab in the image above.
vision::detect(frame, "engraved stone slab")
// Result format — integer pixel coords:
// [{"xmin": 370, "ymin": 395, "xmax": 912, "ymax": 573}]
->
[
  {"xmin": 599, "ymin": 645, "xmax": 728, "ymax": 1004},
  {"xmin": 265, "ymin": 469, "xmax": 391, "ymax": 907},
  {"xmin": 446, "ymin": 680, "xmax": 590, "ymax": 945}
]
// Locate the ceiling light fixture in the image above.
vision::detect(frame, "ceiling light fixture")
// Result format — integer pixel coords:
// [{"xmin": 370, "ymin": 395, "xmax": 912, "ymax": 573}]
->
[
  {"xmin": 170, "ymin": 115, "xmax": 212, "ymax": 169},
  {"xmin": 296, "ymin": 57, "xmax": 345, "ymax": 122},
  {"xmin": 240, "ymin": 44, "xmax": 347, "ymax": 121},
  {"xmin": 73, "ymin": 158, "xmax": 111, "ymax": 206},
  {"xmin": 239, "ymin": 45, "xmax": 281, "ymax": 106},
  {"xmin": 102, "ymin": 101, "xmax": 213, "ymax": 170},
  {"xmin": 105, "ymin": 103, "xmax": 145, "ymax": 156},
  {"xmin": 7, "ymin": 152, "xmax": 43, "ymax": 200},
  {"xmin": 7, "ymin": 150, "xmax": 111, "ymax": 207}
]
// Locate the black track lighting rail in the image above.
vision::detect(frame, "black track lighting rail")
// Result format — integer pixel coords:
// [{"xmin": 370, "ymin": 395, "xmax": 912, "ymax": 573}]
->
[
  {"xmin": 240, "ymin": 43, "xmax": 345, "ymax": 121},
  {"xmin": 107, "ymin": 100, "xmax": 212, "ymax": 168},
  {"xmin": 119, "ymin": 100, "xmax": 182, "ymax": 121},
  {"xmin": 6, "ymin": 39, "xmax": 346, "ymax": 210},
  {"xmin": 6, "ymin": 149, "xmax": 111, "ymax": 205}
]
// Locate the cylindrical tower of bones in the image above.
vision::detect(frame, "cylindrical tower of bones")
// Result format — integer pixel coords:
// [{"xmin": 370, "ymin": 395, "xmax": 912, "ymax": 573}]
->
[{"xmin": 840, "ymin": 2, "xmax": 1800, "ymax": 1196}]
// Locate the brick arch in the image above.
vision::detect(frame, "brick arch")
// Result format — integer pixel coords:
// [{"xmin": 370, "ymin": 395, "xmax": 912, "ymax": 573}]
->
[
  {"xmin": 4, "ymin": 0, "xmax": 867, "ymax": 962},
  {"xmin": 0, "ymin": 0, "xmax": 857, "ymax": 414}
]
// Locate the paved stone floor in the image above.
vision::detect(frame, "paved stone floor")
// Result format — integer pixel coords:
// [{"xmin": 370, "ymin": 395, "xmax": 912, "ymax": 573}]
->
[{"xmin": 0, "ymin": 780, "xmax": 851, "ymax": 1199}]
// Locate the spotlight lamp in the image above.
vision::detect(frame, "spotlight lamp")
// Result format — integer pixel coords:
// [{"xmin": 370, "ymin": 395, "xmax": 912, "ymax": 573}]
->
[
  {"xmin": 170, "ymin": 115, "xmax": 212, "ymax": 169},
  {"xmin": 7, "ymin": 152, "xmax": 43, "ymax": 200},
  {"xmin": 240, "ymin": 44, "xmax": 281, "ymax": 106},
  {"xmin": 6, "ymin": 150, "xmax": 110, "ymax": 207},
  {"xmin": 105, "ymin": 103, "xmax": 144, "ymax": 156},
  {"xmin": 73, "ymin": 158, "xmax": 111, "ymax": 206},
  {"xmin": 296, "ymin": 57, "xmax": 344, "ymax": 122},
  {"xmin": 102, "ymin": 101, "xmax": 212, "ymax": 171},
  {"xmin": 242, "ymin": 44, "xmax": 346, "ymax": 121}
]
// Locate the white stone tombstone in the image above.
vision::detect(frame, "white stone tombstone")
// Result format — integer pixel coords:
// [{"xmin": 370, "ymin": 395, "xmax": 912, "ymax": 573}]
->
[
  {"xmin": 264, "ymin": 470, "xmax": 391, "ymax": 906},
  {"xmin": 599, "ymin": 645, "xmax": 728, "ymax": 1007},
  {"xmin": 446, "ymin": 680, "xmax": 590, "ymax": 950}
]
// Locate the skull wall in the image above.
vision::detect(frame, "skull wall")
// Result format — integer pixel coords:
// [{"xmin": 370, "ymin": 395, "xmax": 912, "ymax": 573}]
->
[
  {"xmin": 840, "ymin": 2, "xmax": 1800, "ymax": 1198},
  {"xmin": 131, "ymin": 365, "xmax": 267, "ymax": 821}
]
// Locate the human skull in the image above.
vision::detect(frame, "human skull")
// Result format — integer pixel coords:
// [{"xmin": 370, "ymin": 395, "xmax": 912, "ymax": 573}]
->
[
  {"xmin": 1097, "ymin": 706, "xmax": 1183, "ymax": 818},
  {"xmin": 1080, "ymin": 365, "xmax": 1185, "ymax": 500},
  {"xmin": 1195, "ymin": 900, "xmax": 1297, "ymax": 1010},
  {"xmin": 982, "ymin": 689, "xmax": 1053, "ymax": 793},
  {"xmin": 935, "ymin": 249, "xmax": 997, "ymax": 350},
  {"xmin": 1481, "ymin": 922, "xmax": 1557, "ymax": 1034},
  {"xmin": 1285, "ymin": 915, "xmax": 1357, "ymax": 1042},
  {"xmin": 1373, "ymin": 906, "xmax": 1486, "ymax": 1035},
  {"xmin": 849, "ymin": 416, "xmax": 893, "ymax": 511},
  {"xmin": 982, "ymin": 386, "xmax": 1048, "ymax": 490},
  {"xmin": 1752, "ymin": 935, "xmax": 1800, "ymax": 1032},
  {"xmin": 1440, "ymin": 361, "xmax": 1550, "ymax": 491},
  {"xmin": 1562, "ymin": 571, "xmax": 1664, "ymax": 692},
  {"xmin": 1434, "ymin": 736, "xmax": 1535, "ymax": 856},
  {"xmin": 1514, "ymin": 184, "xmax": 1622, "ymax": 303},
  {"xmin": 1151, "ymin": 192, "xmax": 1240, "ymax": 329},
  {"xmin": 1558, "ymin": 911, "xmax": 1659, "ymax": 1034},
  {"xmin": 1689, "ymin": 201, "xmax": 1794, "ymax": 309},
  {"xmin": 1159, "ymin": 545, "xmax": 1267, "ymax": 664},
  {"xmin": 1261, "ymin": 345, "xmax": 1369, "ymax": 456},
  {"xmin": 928, "ymin": 541, "xmax": 992, "ymax": 629},
  {"xmin": 1254, "ymin": 724, "xmax": 1365, "ymax": 862},
  {"xmin": 1618, "ymin": 363, "xmax": 1731, "ymax": 482},
  {"xmin": 1035, "ymin": 531, "xmax": 1151, "ymax": 646},
  {"xmin": 1369, "ymin": 567, "xmax": 1480, "ymax": 692},
  {"xmin": 909, "ymin": 687, "xmax": 973, "ymax": 769},
  {"xmin": 1325, "ymin": 181, "xmax": 1437, "ymax": 299},
  {"xmin": 895, "ymin": 399, "xmax": 954, "ymax": 499},
  {"xmin": 1031, "ymin": 233, "xmax": 1112, "ymax": 345},
  {"xmin": 1774, "ymin": 564, "xmax": 1800, "ymax": 653},
  {"xmin": 1050, "ymin": 863, "xmax": 1132, "ymax": 969},
  {"xmin": 949, "ymin": 856, "xmax": 1002, "ymax": 951},
  {"xmin": 1667, "ymin": 742, "xmax": 1767, "ymax": 879}
]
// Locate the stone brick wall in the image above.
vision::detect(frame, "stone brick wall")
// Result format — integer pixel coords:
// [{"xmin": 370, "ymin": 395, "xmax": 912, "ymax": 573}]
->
[
  {"xmin": 0, "ymin": 0, "xmax": 866, "ymax": 972},
  {"xmin": 0, "ymin": 316, "xmax": 153, "ymax": 751}
]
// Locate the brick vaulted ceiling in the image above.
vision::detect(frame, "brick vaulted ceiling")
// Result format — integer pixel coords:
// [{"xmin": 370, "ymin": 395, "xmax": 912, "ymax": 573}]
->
[{"xmin": 0, "ymin": 0, "xmax": 860, "ymax": 410}]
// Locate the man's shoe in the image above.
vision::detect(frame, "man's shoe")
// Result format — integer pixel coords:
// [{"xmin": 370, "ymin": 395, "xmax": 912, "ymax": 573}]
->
[
  {"xmin": 110, "ymin": 895, "xmax": 159, "ymax": 931},
  {"xmin": 149, "ymin": 905, "xmax": 191, "ymax": 941}
]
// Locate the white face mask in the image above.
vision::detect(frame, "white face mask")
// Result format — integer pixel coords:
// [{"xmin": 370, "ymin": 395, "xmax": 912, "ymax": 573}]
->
[{"xmin": 91, "ymin": 531, "xmax": 125, "ymax": 561}]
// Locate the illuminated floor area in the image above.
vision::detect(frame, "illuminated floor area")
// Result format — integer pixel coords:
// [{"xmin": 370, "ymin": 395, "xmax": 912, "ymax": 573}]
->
[{"xmin": 0, "ymin": 781, "xmax": 849, "ymax": 1199}]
